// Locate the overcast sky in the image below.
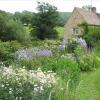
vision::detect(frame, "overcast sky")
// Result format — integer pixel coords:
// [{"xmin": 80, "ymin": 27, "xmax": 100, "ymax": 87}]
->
[{"xmin": 0, "ymin": 0, "xmax": 100, "ymax": 13}]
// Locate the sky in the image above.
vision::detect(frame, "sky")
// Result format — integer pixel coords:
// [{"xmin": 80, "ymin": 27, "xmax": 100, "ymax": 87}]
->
[{"xmin": 0, "ymin": 0, "xmax": 100, "ymax": 13}]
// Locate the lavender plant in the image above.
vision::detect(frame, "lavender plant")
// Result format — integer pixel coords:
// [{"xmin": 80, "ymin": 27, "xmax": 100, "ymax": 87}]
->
[{"xmin": 16, "ymin": 49, "xmax": 52, "ymax": 61}]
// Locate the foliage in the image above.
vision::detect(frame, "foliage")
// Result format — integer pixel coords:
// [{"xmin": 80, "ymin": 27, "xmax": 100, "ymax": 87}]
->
[
  {"xmin": 14, "ymin": 11, "xmax": 33, "ymax": 26},
  {"xmin": 66, "ymin": 39, "xmax": 78, "ymax": 53},
  {"xmin": 83, "ymin": 27, "xmax": 100, "ymax": 47},
  {"xmin": 0, "ymin": 41, "xmax": 22, "ymax": 65},
  {"xmin": 14, "ymin": 12, "xmax": 22, "ymax": 21},
  {"xmin": 0, "ymin": 38, "xmax": 99, "ymax": 99},
  {"xmin": 31, "ymin": 2, "xmax": 59, "ymax": 40},
  {"xmin": 78, "ymin": 22, "xmax": 89, "ymax": 35},
  {"xmin": 0, "ymin": 10, "xmax": 30, "ymax": 42},
  {"xmin": 43, "ymin": 57, "xmax": 80, "ymax": 99},
  {"xmin": 78, "ymin": 22, "xmax": 100, "ymax": 48},
  {"xmin": 74, "ymin": 45, "xmax": 100, "ymax": 71},
  {"xmin": 55, "ymin": 26, "xmax": 64, "ymax": 38},
  {"xmin": 15, "ymin": 56, "xmax": 80, "ymax": 99},
  {"xmin": 58, "ymin": 12, "xmax": 71, "ymax": 26},
  {"xmin": 17, "ymin": 56, "xmax": 50, "ymax": 70},
  {"xmin": 0, "ymin": 66, "xmax": 57, "ymax": 100}
]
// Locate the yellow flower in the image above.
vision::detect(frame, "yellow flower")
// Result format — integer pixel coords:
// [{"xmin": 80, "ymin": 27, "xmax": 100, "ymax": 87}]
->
[
  {"xmin": 80, "ymin": 59, "xmax": 84, "ymax": 64},
  {"xmin": 96, "ymin": 56, "xmax": 100, "ymax": 62}
]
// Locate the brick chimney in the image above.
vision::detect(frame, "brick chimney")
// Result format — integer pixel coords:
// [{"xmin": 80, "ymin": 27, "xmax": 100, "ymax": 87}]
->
[{"xmin": 91, "ymin": 7, "xmax": 96, "ymax": 13}]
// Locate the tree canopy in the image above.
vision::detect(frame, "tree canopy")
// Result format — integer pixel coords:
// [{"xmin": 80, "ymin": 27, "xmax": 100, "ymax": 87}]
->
[
  {"xmin": 14, "ymin": 11, "xmax": 33, "ymax": 26},
  {"xmin": 0, "ymin": 10, "xmax": 29, "ymax": 42},
  {"xmin": 31, "ymin": 2, "xmax": 59, "ymax": 40}
]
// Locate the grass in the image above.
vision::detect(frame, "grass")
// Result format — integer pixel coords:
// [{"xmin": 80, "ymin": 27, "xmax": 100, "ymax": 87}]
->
[
  {"xmin": 24, "ymin": 26, "xmax": 31, "ymax": 33},
  {"xmin": 24, "ymin": 26, "xmax": 64, "ymax": 38},
  {"xmin": 76, "ymin": 68, "xmax": 100, "ymax": 100},
  {"xmin": 55, "ymin": 26, "xmax": 64, "ymax": 38}
]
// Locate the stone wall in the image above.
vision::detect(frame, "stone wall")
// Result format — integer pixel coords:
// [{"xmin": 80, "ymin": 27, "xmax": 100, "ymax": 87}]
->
[{"xmin": 64, "ymin": 8, "xmax": 85, "ymax": 40}]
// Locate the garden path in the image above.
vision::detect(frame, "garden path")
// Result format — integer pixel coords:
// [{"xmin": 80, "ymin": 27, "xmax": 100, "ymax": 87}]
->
[{"xmin": 76, "ymin": 68, "xmax": 100, "ymax": 100}]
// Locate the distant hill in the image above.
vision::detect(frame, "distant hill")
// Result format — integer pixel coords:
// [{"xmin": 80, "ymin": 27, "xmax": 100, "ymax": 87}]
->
[{"xmin": 58, "ymin": 12, "xmax": 71, "ymax": 26}]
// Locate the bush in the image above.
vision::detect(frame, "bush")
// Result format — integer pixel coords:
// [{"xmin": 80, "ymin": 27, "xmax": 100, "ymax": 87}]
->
[
  {"xmin": 0, "ymin": 41, "xmax": 22, "ymax": 65},
  {"xmin": 79, "ymin": 22, "xmax": 100, "ymax": 48},
  {"xmin": 31, "ymin": 2, "xmax": 59, "ymax": 40},
  {"xmin": 66, "ymin": 39, "xmax": 78, "ymax": 53},
  {"xmin": 0, "ymin": 10, "xmax": 30, "ymax": 42},
  {"xmin": 74, "ymin": 45, "xmax": 100, "ymax": 71},
  {"xmin": 0, "ymin": 66, "xmax": 57, "ymax": 100},
  {"xmin": 44, "ymin": 57, "xmax": 80, "ymax": 99},
  {"xmin": 17, "ymin": 56, "xmax": 50, "ymax": 70},
  {"xmin": 5, "ymin": 56, "xmax": 80, "ymax": 99},
  {"xmin": 83, "ymin": 32, "xmax": 100, "ymax": 48}
]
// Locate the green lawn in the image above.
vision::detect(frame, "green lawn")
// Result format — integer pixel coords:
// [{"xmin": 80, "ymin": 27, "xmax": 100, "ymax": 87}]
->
[
  {"xmin": 55, "ymin": 26, "xmax": 64, "ymax": 38},
  {"xmin": 24, "ymin": 26, "xmax": 64, "ymax": 38},
  {"xmin": 76, "ymin": 68, "xmax": 100, "ymax": 100}
]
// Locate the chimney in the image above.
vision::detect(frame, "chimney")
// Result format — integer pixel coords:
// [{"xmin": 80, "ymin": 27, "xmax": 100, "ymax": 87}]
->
[{"xmin": 91, "ymin": 7, "xmax": 96, "ymax": 13}]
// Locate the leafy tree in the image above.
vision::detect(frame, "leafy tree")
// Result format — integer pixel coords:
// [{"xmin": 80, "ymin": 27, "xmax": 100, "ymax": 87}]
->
[
  {"xmin": 14, "ymin": 11, "xmax": 33, "ymax": 26},
  {"xmin": 14, "ymin": 11, "xmax": 22, "ymax": 21},
  {"xmin": 31, "ymin": 2, "xmax": 59, "ymax": 40},
  {"xmin": 79, "ymin": 22, "xmax": 100, "ymax": 48},
  {"xmin": 0, "ymin": 10, "xmax": 30, "ymax": 42},
  {"xmin": 58, "ymin": 12, "xmax": 71, "ymax": 26},
  {"xmin": 21, "ymin": 11, "xmax": 33, "ymax": 26}
]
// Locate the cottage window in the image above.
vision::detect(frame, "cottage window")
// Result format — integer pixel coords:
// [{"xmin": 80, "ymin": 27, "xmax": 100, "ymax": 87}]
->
[{"xmin": 72, "ymin": 28, "xmax": 79, "ymax": 34}]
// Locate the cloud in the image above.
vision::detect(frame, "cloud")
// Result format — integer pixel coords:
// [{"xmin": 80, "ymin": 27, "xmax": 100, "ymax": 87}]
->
[{"xmin": 0, "ymin": 0, "xmax": 100, "ymax": 13}]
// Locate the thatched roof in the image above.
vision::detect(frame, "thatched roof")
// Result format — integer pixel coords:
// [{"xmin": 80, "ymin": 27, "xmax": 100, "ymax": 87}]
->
[{"xmin": 75, "ymin": 7, "xmax": 100, "ymax": 26}]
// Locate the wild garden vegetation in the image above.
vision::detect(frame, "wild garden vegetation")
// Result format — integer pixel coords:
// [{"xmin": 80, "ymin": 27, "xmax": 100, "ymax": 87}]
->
[{"xmin": 0, "ymin": 2, "xmax": 100, "ymax": 100}]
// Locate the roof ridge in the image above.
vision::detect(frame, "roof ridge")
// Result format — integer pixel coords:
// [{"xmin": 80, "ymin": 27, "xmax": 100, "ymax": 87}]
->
[
  {"xmin": 74, "ymin": 7, "xmax": 100, "ymax": 26},
  {"xmin": 75, "ymin": 7, "xmax": 94, "ymax": 14}
]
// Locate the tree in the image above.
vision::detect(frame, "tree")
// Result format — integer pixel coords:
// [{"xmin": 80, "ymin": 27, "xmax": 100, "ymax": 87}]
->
[
  {"xmin": 14, "ymin": 11, "xmax": 33, "ymax": 26},
  {"xmin": 21, "ymin": 11, "xmax": 33, "ymax": 26},
  {"xmin": 31, "ymin": 2, "xmax": 59, "ymax": 40},
  {"xmin": 79, "ymin": 22, "xmax": 100, "ymax": 48},
  {"xmin": 0, "ymin": 10, "xmax": 30, "ymax": 42},
  {"xmin": 58, "ymin": 12, "xmax": 71, "ymax": 26},
  {"xmin": 14, "ymin": 11, "xmax": 22, "ymax": 21}
]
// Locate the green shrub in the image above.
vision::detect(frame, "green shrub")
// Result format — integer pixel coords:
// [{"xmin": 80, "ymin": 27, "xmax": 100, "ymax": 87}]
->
[
  {"xmin": 79, "ymin": 54, "xmax": 95, "ymax": 71},
  {"xmin": 31, "ymin": 2, "xmax": 59, "ymax": 40},
  {"xmin": 79, "ymin": 22, "xmax": 100, "ymax": 48},
  {"xmin": 0, "ymin": 66, "xmax": 57, "ymax": 100},
  {"xmin": 66, "ymin": 39, "xmax": 78, "ymax": 53},
  {"xmin": 74, "ymin": 45, "xmax": 100, "ymax": 71},
  {"xmin": 17, "ymin": 56, "xmax": 50, "ymax": 70},
  {"xmin": 43, "ymin": 57, "xmax": 80, "ymax": 91},
  {"xmin": 16, "ymin": 57, "xmax": 80, "ymax": 99},
  {"xmin": 0, "ymin": 41, "xmax": 22, "ymax": 65},
  {"xmin": 0, "ymin": 10, "xmax": 31, "ymax": 42}
]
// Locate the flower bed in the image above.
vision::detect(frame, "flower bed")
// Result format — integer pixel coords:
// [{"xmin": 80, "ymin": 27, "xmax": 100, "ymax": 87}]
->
[
  {"xmin": 0, "ymin": 65, "xmax": 57, "ymax": 100},
  {"xmin": 16, "ymin": 49, "xmax": 52, "ymax": 61}
]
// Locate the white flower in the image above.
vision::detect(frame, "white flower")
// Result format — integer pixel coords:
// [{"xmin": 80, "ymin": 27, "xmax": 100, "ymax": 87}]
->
[
  {"xmin": 34, "ymin": 84, "xmax": 38, "ymax": 87},
  {"xmin": 60, "ymin": 88, "xmax": 64, "ymax": 91},
  {"xmin": 47, "ymin": 70, "xmax": 52, "ymax": 73},
  {"xmin": 9, "ymin": 88, "xmax": 12, "ymax": 91},
  {"xmin": 34, "ymin": 87, "xmax": 38, "ymax": 92},
  {"xmin": 1, "ymin": 84, "xmax": 4, "ymax": 87},
  {"xmin": 8, "ymin": 88, "xmax": 13, "ymax": 94},
  {"xmin": 40, "ymin": 86, "xmax": 44, "ymax": 91}
]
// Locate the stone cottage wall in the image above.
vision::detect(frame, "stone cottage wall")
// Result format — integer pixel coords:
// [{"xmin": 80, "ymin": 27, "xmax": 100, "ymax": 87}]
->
[{"xmin": 64, "ymin": 8, "xmax": 85, "ymax": 40}]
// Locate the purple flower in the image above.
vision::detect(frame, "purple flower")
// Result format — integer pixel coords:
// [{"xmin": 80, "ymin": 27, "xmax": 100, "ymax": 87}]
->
[
  {"xmin": 16, "ymin": 49, "xmax": 52, "ymax": 61},
  {"xmin": 37, "ymin": 50, "xmax": 52, "ymax": 56}
]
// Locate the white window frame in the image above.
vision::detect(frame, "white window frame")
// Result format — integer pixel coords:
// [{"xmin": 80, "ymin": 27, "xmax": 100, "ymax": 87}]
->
[{"xmin": 72, "ymin": 27, "xmax": 79, "ymax": 34}]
